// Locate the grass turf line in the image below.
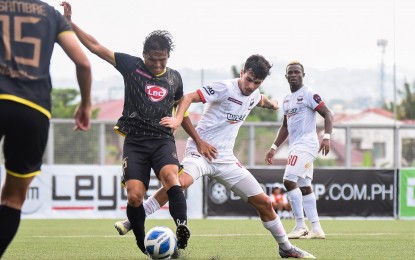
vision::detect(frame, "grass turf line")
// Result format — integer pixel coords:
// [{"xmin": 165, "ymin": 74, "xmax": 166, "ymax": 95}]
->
[{"xmin": 3, "ymin": 219, "xmax": 414, "ymax": 259}]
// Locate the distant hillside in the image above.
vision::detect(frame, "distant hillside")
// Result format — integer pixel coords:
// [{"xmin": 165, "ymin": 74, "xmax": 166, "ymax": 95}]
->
[{"xmin": 52, "ymin": 60, "xmax": 412, "ymax": 113}]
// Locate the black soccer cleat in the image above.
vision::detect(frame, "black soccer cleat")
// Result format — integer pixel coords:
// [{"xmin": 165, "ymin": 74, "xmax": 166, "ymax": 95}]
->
[{"xmin": 176, "ymin": 224, "xmax": 191, "ymax": 249}]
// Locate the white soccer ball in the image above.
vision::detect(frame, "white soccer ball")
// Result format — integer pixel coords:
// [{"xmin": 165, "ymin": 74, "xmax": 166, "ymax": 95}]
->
[{"xmin": 144, "ymin": 226, "xmax": 177, "ymax": 259}]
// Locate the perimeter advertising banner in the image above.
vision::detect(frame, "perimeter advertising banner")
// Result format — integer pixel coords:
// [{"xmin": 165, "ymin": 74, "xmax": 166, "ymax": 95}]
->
[
  {"xmin": 399, "ymin": 169, "xmax": 415, "ymax": 218},
  {"xmin": 205, "ymin": 169, "xmax": 395, "ymax": 217},
  {"xmin": 3, "ymin": 165, "xmax": 203, "ymax": 219}
]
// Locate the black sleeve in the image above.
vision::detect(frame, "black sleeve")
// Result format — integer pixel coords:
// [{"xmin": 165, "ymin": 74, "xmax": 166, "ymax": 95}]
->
[{"xmin": 114, "ymin": 53, "xmax": 139, "ymax": 76}]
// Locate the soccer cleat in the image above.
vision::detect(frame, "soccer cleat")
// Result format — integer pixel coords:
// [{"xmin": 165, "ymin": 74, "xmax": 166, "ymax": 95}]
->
[
  {"xmin": 287, "ymin": 226, "xmax": 309, "ymax": 239},
  {"xmin": 176, "ymin": 224, "xmax": 191, "ymax": 249},
  {"xmin": 304, "ymin": 229, "xmax": 326, "ymax": 239},
  {"xmin": 114, "ymin": 219, "xmax": 132, "ymax": 236},
  {"xmin": 279, "ymin": 246, "xmax": 316, "ymax": 259}
]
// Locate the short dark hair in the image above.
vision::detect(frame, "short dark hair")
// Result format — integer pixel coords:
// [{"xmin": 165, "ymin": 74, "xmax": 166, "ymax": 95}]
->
[
  {"xmin": 143, "ymin": 30, "xmax": 175, "ymax": 56},
  {"xmin": 286, "ymin": 61, "xmax": 304, "ymax": 73},
  {"xmin": 243, "ymin": 54, "xmax": 272, "ymax": 80}
]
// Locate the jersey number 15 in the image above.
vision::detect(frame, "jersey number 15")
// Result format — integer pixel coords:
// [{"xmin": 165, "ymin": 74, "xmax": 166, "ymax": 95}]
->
[{"xmin": 0, "ymin": 15, "xmax": 41, "ymax": 68}]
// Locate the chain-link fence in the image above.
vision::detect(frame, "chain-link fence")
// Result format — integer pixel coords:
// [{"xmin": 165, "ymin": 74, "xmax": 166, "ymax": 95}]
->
[{"xmin": 1, "ymin": 120, "xmax": 414, "ymax": 168}]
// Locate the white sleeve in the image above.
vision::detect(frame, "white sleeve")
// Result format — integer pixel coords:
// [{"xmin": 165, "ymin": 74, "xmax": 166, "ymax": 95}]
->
[
  {"xmin": 304, "ymin": 87, "xmax": 324, "ymax": 110},
  {"xmin": 197, "ymin": 81, "xmax": 229, "ymax": 104}
]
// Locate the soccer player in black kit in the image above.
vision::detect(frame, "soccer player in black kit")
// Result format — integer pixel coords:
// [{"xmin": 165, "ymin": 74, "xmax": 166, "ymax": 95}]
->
[
  {"xmin": 61, "ymin": 1, "xmax": 190, "ymax": 255},
  {"xmin": 0, "ymin": 0, "xmax": 92, "ymax": 257}
]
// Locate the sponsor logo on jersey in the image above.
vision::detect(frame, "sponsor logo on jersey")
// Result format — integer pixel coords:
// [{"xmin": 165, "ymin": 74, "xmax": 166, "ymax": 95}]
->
[
  {"xmin": 227, "ymin": 97, "xmax": 242, "ymax": 105},
  {"xmin": 226, "ymin": 113, "xmax": 246, "ymax": 124},
  {"xmin": 313, "ymin": 94, "xmax": 322, "ymax": 104},
  {"xmin": 172, "ymin": 152, "xmax": 178, "ymax": 160},
  {"xmin": 146, "ymin": 85, "xmax": 168, "ymax": 102},
  {"xmin": 297, "ymin": 96, "xmax": 304, "ymax": 103},
  {"xmin": 190, "ymin": 152, "xmax": 201, "ymax": 158},
  {"xmin": 248, "ymin": 98, "xmax": 255, "ymax": 110},
  {"xmin": 286, "ymin": 108, "xmax": 298, "ymax": 118},
  {"xmin": 167, "ymin": 77, "xmax": 174, "ymax": 86},
  {"xmin": 203, "ymin": 86, "xmax": 215, "ymax": 95},
  {"xmin": 136, "ymin": 68, "xmax": 152, "ymax": 79}
]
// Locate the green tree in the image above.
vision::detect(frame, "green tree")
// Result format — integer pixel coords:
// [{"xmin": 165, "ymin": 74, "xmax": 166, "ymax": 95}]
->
[
  {"xmin": 384, "ymin": 81, "xmax": 415, "ymax": 120},
  {"xmin": 51, "ymin": 88, "xmax": 99, "ymax": 164},
  {"xmin": 398, "ymin": 81, "xmax": 415, "ymax": 120},
  {"xmin": 51, "ymin": 88, "xmax": 79, "ymax": 118},
  {"xmin": 231, "ymin": 65, "xmax": 278, "ymax": 122}
]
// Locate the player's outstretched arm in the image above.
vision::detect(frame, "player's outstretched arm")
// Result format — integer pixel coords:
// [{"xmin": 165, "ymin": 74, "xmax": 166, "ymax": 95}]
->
[
  {"xmin": 257, "ymin": 94, "xmax": 279, "ymax": 110},
  {"xmin": 61, "ymin": 1, "xmax": 115, "ymax": 65},
  {"xmin": 57, "ymin": 32, "xmax": 92, "ymax": 131}
]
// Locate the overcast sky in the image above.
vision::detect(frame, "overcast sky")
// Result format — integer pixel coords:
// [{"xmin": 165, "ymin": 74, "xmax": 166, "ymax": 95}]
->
[{"xmin": 46, "ymin": 0, "xmax": 414, "ymax": 84}]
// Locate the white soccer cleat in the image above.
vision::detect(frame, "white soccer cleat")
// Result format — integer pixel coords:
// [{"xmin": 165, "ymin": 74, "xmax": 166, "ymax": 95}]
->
[
  {"xmin": 279, "ymin": 246, "xmax": 316, "ymax": 259},
  {"xmin": 287, "ymin": 226, "xmax": 309, "ymax": 239},
  {"xmin": 304, "ymin": 229, "xmax": 326, "ymax": 239},
  {"xmin": 114, "ymin": 219, "xmax": 132, "ymax": 236}
]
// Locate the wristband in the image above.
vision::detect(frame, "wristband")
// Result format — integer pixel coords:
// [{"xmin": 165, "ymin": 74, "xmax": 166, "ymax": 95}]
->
[
  {"xmin": 323, "ymin": 133, "xmax": 331, "ymax": 140},
  {"xmin": 270, "ymin": 143, "xmax": 278, "ymax": 150}
]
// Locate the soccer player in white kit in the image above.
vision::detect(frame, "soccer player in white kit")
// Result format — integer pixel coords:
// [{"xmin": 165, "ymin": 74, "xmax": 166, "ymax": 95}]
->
[
  {"xmin": 265, "ymin": 61, "xmax": 333, "ymax": 239},
  {"xmin": 115, "ymin": 55, "xmax": 316, "ymax": 258}
]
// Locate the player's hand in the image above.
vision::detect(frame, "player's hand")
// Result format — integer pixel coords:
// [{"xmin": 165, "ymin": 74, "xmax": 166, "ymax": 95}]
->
[
  {"xmin": 196, "ymin": 140, "xmax": 217, "ymax": 161},
  {"xmin": 160, "ymin": 117, "xmax": 181, "ymax": 130},
  {"xmin": 60, "ymin": 1, "xmax": 72, "ymax": 22},
  {"xmin": 270, "ymin": 100, "xmax": 279, "ymax": 110},
  {"xmin": 265, "ymin": 149, "xmax": 276, "ymax": 165},
  {"xmin": 318, "ymin": 139, "xmax": 330, "ymax": 156},
  {"xmin": 73, "ymin": 103, "xmax": 91, "ymax": 131}
]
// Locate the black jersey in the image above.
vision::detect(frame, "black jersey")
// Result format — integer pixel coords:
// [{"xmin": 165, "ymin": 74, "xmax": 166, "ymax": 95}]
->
[
  {"xmin": 0, "ymin": 0, "xmax": 72, "ymax": 118},
  {"xmin": 114, "ymin": 53, "xmax": 183, "ymax": 140}
]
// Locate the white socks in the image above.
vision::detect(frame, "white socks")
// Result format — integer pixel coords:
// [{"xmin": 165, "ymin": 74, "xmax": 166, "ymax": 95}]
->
[
  {"xmin": 303, "ymin": 192, "xmax": 322, "ymax": 231},
  {"xmin": 287, "ymin": 188, "xmax": 305, "ymax": 228},
  {"xmin": 143, "ymin": 196, "xmax": 161, "ymax": 216},
  {"xmin": 262, "ymin": 218, "xmax": 292, "ymax": 250}
]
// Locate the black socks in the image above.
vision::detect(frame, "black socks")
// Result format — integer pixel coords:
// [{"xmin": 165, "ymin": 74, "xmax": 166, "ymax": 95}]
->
[
  {"xmin": 167, "ymin": 185, "xmax": 187, "ymax": 226},
  {"xmin": 127, "ymin": 204, "xmax": 146, "ymax": 253},
  {"xmin": 0, "ymin": 205, "xmax": 21, "ymax": 258}
]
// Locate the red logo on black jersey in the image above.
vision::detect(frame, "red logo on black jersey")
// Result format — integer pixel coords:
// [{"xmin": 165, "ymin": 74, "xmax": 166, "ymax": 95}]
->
[{"xmin": 146, "ymin": 85, "xmax": 168, "ymax": 102}]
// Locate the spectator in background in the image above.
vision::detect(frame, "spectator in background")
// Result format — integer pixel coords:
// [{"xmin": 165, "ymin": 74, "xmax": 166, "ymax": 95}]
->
[{"xmin": 270, "ymin": 187, "xmax": 293, "ymax": 219}]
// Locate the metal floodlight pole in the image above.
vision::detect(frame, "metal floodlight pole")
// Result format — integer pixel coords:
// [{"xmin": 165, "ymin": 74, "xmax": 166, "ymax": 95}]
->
[{"xmin": 377, "ymin": 39, "xmax": 388, "ymax": 108}]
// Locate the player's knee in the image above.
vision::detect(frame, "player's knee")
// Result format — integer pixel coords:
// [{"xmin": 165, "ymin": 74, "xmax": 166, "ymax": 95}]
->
[
  {"xmin": 251, "ymin": 194, "xmax": 273, "ymax": 212},
  {"xmin": 160, "ymin": 172, "xmax": 179, "ymax": 188},
  {"xmin": 283, "ymin": 179, "xmax": 297, "ymax": 191},
  {"xmin": 126, "ymin": 187, "xmax": 145, "ymax": 206},
  {"xmin": 299, "ymin": 186, "xmax": 312, "ymax": 195},
  {"xmin": 178, "ymin": 173, "xmax": 193, "ymax": 190},
  {"xmin": 127, "ymin": 194, "xmax": 144, "ymax": 207}
]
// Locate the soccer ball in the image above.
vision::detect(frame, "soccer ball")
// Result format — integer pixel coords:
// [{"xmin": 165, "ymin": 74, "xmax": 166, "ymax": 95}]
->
[{"xmin": 144, "ymin": 226, "xmax": 177, "ymax": 259}]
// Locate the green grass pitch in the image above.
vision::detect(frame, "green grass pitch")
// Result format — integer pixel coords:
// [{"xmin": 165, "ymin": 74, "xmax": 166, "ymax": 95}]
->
[{"xmin": 3, "ymin": 219, "xmax": 414, "ymax": 259}]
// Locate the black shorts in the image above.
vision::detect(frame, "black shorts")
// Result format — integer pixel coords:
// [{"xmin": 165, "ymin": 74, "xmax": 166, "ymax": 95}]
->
[
  {"xmin": 0, "ymin": 100, "xmax": 49, "ymax": 177},
  {"xmin": 122, "ymin": 135, "xmax": 180, "ymax": 189}
]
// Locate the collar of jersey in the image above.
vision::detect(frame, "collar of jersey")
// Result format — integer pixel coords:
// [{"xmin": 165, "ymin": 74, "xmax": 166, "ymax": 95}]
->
[{"xmin": 155, "ymin": 68, "xmax": 167, "ymax": 77}]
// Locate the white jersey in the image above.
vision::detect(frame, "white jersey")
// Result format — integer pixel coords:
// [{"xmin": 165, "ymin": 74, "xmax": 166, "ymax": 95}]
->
[
  {"xmin": 186, "ymin": 79, "xmax": 262, "ymax": 162},
  {"xmin": 282, "ymin": 85, "xmax": 324, "ymax": 157}
]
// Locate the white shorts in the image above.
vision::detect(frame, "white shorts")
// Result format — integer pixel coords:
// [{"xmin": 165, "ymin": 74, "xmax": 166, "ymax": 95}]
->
[
  {"xmin": 283, "ymin": 150, "xmax": 315, "ymax": 185},
  {"xmin": 182, "ymin": 151, "xmax": 264, "ymax": 201}
]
